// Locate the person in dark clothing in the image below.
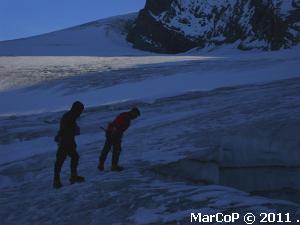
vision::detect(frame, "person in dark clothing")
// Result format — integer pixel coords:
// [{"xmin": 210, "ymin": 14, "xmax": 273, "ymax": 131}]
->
[
  {"xmin": 53, "ymin": 101, "xmax": 85, "ymax": 189},
  {"xmin": 98, "ymin": 107, "xmax": 141, "ymax": 172}
]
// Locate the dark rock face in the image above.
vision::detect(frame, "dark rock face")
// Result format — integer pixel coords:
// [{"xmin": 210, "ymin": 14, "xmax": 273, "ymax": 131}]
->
[
  {"xmin": 144, "ymin": 0, "xmax": 173, "ymax": 15},
  {"xmin": 127, "ymin": 8, "xmax": 199, "ymax": 53},
  {"xmin": 127, "ymin": 0, "xmax": 300, "ymax": 53}
]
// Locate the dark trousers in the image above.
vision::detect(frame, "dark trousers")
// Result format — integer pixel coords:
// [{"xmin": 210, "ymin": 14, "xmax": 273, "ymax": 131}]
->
[
  {"xmin": 54, "ymin": 145, "xmax": 79, "ymax": 179},
  {"xmin": 99, "ymin": 135, "xmax": 122, "ymax": 166}
]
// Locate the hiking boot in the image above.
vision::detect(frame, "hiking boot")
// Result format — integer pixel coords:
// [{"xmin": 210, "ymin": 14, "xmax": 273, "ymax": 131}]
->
[
  {"xmin": 111, "ymin": 165, "xmax": 124, "ymax": 172},
  {"xmin": 97, "ymin": 164, "xmax": 104, "ymax": 171},
  {"xmin": 53, "ymin": 178, "xmax": 62, "ymax": 189},
  {"xmin": 69, "ymin": 175, "xmax": 85, "ymax": 184}
]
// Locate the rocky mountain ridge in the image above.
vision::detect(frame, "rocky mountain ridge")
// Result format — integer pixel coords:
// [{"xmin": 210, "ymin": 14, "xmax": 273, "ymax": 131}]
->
[{"xmin": 127, "ymin": 0, "xmax": 300, "ymax": 53}]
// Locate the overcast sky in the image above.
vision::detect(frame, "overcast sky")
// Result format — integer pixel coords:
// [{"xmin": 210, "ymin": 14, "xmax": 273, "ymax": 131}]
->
[{"xmin": 0, "ymin": 0, "xmax": 146, "ymax": 41}]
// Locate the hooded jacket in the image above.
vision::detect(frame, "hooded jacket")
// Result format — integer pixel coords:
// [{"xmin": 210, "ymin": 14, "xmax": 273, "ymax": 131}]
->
[{"xmin": 55, "ymin": 110, "xmax": 80, "ymax": 147}]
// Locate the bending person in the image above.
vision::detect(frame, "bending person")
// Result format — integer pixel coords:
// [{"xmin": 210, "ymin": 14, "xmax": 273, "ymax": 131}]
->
[{"xmin": 98, "ymin": 107, "xmax": 141, "ymax": 172}]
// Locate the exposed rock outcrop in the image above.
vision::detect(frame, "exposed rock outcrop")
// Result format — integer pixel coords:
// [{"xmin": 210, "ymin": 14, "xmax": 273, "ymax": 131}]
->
[{"xmin": 127, "ymin": 0, "xmax": 300, "ymax": 53}]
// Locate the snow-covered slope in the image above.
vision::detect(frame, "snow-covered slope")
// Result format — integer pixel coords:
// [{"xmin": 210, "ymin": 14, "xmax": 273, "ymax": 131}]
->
[
  {"xmin": 128, "ymin": 0, "xmax": 300, "ymax": 53},
  {"xmin": 0, "ymin": 46, "xmax": 299, "ymax": 116},
  {"xmin": 1, "ymin": 11, "xmax": 300, "ymax": 225},
  {"xmin": 0, "ymin": 13, "xmax": 145, "ymax": 56},
  {"xmin": 1, "ymin": 78, "xmax": 300, "ymax": 225}
]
